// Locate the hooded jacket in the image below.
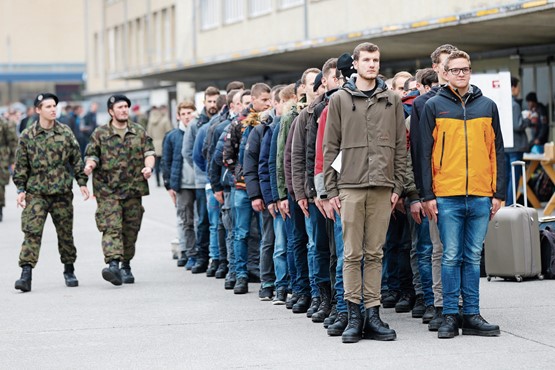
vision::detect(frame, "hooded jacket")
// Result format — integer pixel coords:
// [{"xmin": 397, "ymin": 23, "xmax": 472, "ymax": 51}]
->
[
  {"xmin": 323, "ymin": 77, "xmax": 407, "ymax": 198},
  {"xmin": 419, "ymin": 84, "xmax": 505, "ymax": 201}
]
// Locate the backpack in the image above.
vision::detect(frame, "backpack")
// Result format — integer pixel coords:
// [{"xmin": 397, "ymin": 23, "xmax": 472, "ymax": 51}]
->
[{"xmin": 540, "ymin": 226, "xmax": 555, "ymax": 279}]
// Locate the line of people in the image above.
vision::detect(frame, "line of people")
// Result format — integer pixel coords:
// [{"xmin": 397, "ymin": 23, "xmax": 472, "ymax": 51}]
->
[{"xmin": 162, "ymin": 41, "xmax": 506, "ymax": 343}]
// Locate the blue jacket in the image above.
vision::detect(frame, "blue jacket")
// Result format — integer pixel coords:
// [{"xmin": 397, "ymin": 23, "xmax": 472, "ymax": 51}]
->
[
  {"xmin": 162, "ymin": 128, "xmax": 195, "ymax": 191},
  {"xmin": 244, "ymin": 117, "xmax": 272, "ymax": 200},
  {"xmin": 259, "ymin": 120, "xmax": 277, "ymax": 205},
  {"xmin": 269, "ymin": 120, "xmax": 281, "ymax": 203},
  {"xmin": 210, "ymin": 126, "xmax": 232, "ymax": 192},
  {"xmin": 184, "ymin": 109, "xmax": 211, "ymax": 188}
]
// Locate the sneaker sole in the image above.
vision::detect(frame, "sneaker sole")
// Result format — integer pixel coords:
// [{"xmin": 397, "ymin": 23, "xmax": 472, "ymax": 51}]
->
[
  {"xmin": 462, "ymin": 328, "xmax": 500, "ymax": 336},
  {"xmin": 272, "ymin": 300, "xmax": 286, "ymax": 305},
  {"xmin": 102, "ymin": 269, "xmax": 122, "ymax": 286},
  {"xmin": 259, "ymin": 297, "xmax": 273, "ymax": 301}
]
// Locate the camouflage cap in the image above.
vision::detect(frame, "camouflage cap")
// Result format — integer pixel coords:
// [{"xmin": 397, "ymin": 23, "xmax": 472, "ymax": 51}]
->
[
  {"xmin": 107, "ymin": 94, "xmax": 131, "ymax": 110},
  {"xmin": 34, "ymin": 93, "xmax": 59, "ymax": 107}
]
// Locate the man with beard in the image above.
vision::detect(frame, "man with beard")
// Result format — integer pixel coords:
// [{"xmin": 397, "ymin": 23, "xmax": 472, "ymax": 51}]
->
[{"xmin": 84, "ymin": 95, "xmax": 155, "ymax": 286}]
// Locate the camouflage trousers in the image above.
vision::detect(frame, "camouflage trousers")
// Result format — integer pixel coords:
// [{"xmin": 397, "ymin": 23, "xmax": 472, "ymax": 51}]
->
[
  {"xmin": 19, "ymin": 192, "xmax": 77, "ymax": 268},
  {"xmin": 95, "ymin": 197, "xmax": 144, "ymax": 264}
]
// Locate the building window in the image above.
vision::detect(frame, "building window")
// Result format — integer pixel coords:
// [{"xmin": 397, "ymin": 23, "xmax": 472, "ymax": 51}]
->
[
  {"xmin": 279, "ymin": 0, "xmax": 304, "ymax": 9},
  {"xmin": 136, "ymin": 18, "xmax": 144, "ymax": 67},
  {"xmin": 201, "ymin": 0, "xmax": 220, "ymax": 30},
  {"xmin": 93, "ymin": 33, "xmax": 99, "ymax": 77},
  {"xmin": 248, "ymin": 0, "xmax": 271, "ymax": 17},
  {"xmin": 107, "ymin": 28, "xmax": 116, "ymax": 72},
  {"xmin": 224, "ymin": 0, "xmax": 244, "ymax": 24}
]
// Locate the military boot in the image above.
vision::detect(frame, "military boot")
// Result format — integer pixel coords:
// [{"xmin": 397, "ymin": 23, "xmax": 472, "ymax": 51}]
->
[
  {"xmin": 306, "ymin": 296, "xmax": 321, "ymax": 318},
  {"xmin": 327, "ymin": 311, "xmax": 348, "ymax": 336},
  {"xmin": 63, "ymin": 264, "xmax": 79, "ymax": 287},
  {"xmin": 215, "ymin": 260, "xmax": 228, "ymax": 279},
  {"xmin": 15, "ymin": 264, "xmax": 32, "ymax": 292},
  {"xmin": 363, "ymin": 306, "xmax": 397, "ymax": 341},
  {"xmin": 324, "ymin": 304, "xmax": 338, "ymax": 328},
  {"xmin": 342, "ymin": 301, "xmax": 364, "ymax": 343},
  {"xmin": 312, "ymin": 282, "xmax": 332, "ymax": 323},
  {"xmin": 206, "ymin": 259, "xmax": 219, "ymax": 277},
  {"xmin": 102, "ymin": 260, "xmax": 122, "ymax": 286},
  {"xmin": 176, "ymin": 251, "xmax": 187, "ymax": 267},
  {"xmin": 121, "ymin": 261, "xmax": 135, "ymax": 284}
]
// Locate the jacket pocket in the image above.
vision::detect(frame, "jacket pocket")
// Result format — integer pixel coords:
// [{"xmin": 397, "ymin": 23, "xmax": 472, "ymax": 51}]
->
[
  {"xmin": 376, "ymin": 139, "xmax": 395, "ymax": 183},
  {"xmin": 439, "ymin": 132, "xmax": 446, "ymax": 170},
  {"xmin": 338, "ymin": 143, "xmax": 368, "ymax": 185}
]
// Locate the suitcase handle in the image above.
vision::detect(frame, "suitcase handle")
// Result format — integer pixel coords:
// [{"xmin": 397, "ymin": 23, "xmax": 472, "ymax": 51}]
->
[{"xmin": 511, "ymin": 160, "xmax": 527, "ymax": 207}]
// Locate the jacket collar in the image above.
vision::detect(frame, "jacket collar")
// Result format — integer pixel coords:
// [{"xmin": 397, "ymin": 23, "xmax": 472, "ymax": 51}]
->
[
  {"xmin": 106, "ymin": 120, "xmax": 137, "ymax": 137},
  {"xmin": 31, "ymin": 120, "xmax": 63, "ymax": 137}
]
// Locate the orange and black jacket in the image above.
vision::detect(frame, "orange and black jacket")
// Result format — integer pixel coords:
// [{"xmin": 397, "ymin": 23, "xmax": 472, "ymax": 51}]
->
[{"xmin": 419, "ymin": 84, "xmax": 505, "ymax": 201}]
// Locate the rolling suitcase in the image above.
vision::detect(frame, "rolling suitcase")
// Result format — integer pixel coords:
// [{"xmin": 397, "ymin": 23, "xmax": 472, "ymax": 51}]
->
[{"xmin": 485, "ymin": 161, "xmax": 543, "ymax": 282}]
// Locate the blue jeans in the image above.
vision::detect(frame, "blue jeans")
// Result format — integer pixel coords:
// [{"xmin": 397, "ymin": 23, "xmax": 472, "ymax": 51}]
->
[
  {"xmin": 437, "ymin": 196, "xmax": 491, "ymax": 315},
  {"xmin": 289, "ymin": 194, "xmax": 310, "ymax": 295},
  {"xmin": 505, "ymin": 152, "xmax": 523, "ymax": 206},
  {"xmin": 195, "ymin": 188, "xmax": 210, "ymax": 262},
  {"xmin": 381, "ymin": 210, "xmax": 413, "ymax": 294},
  {"xmin": 206, "ymin": 188, "xmax": 221, "ymax": 260},
  {"xmin": 334, "ymin": 214, "xmax": 347, "ymax": 313},
  {"xmin": 308, "ymin": 203, "xmax": 331, "ymax": 286},
  {"xmin": 414, "ymin": 216, "xmax": 434, "ymax": 306},
  {"xmin": 285, "ymin": 209, "xmax": 298, "ymax": 293},
  {"xmin": 233, "ymin": 189, "xmax": 256, "ymax": 280},
  {"xmin": 304, "ymin": 209, "xmax": 319, "ymax": 298},
  {"xmin": 273, "ymin": 215, "xmax": 289, "ymax": 290}
]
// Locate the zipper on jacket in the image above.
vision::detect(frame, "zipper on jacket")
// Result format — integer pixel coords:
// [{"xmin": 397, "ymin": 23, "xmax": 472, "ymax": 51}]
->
[
  {"xmin": 463, "ymin": 94, "xmax": 471, "ymax": 197},
  {"xmin": 440, "ymin": 132, "xmax": 446, "ymax": 170}
]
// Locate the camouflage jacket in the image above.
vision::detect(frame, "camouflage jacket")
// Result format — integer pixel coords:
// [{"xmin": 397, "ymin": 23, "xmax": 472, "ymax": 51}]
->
[
  {"xmin": 0, "ymin": 117, "xmax": 17, "ymax": 185},
  {"xmin": 85, "ymin": 120, "xmax": 155, "ymax": 199},
  {"xmin": 13, "ymin": 121, "xmax": 87, "ymax": 194}
]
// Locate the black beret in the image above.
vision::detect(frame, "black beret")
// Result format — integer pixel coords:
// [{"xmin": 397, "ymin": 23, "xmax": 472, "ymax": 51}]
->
[
  {"xmin": 34, "ymin": 93, "xmax": 59, "ymax": 107},
  {"xmin": 337, "ymin": 53, "xmax": 355, "ymax": 79},
  {"xmin": 107, "ymin": 94, "xmax": 131, "ymax": 110},
  {"xmin": 313, "ymin": 71, "xmax": 323, "ymax": 93}
]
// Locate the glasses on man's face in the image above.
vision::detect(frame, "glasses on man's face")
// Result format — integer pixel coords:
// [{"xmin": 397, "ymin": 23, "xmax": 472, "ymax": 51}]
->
[{"xmin": 448, "ymin": 67, "xmax": 471, "ymax": 75}]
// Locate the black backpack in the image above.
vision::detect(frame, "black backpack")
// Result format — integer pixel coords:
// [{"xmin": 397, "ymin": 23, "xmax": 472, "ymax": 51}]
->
[{"xmin": 540, "ymin": 226, "xmax": 555, "ymax": 279}]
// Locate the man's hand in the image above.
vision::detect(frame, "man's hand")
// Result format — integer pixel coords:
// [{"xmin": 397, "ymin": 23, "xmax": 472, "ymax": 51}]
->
[
  {"xmin": 330, "ymin": 196, "xmax": 341, "ymax": 216},
  {"xmin": 80, "ymin": 186, "xmax": 90, "ymax": 201},
  {"xmin": 84, "ymin": 160, "xmax": 96, "ymax": 176},
  {"xmin": 279, "ymin": 199, "xmax": 290, "ymax": 218},
  {"xmin": 276, "ymin": 200, "xmax": 287, "ymax": 220},
  {"xmin": 390, "ymin": 192, "xmax": 400, "ymax": 211},
  {"xmin": 268, "ymin": 203, "xmax": 277, "ymax": 219},
  {"xmin": 214, "ymin": 190, "xmax": 224, "ymax": 205},
  {"xmin": 321, "ymin": 199, "xmax": 336, "ymax": 222},
  {"xmin": 394, "ymin": 197, "xmax": 406, "ymax": 214},
  {"xmin": 410, "ymin": 201, "xmax": 424, "ymax": 224},
  {"xmin": 314, "ymin": 197, "xmax": 326, "ymax": 218},
  {"xmin": 141, "ymin": 167, "xmax": 153, "ymax": 180},
  {"xmin": 298, "ymin": 198, "xmax": 309, "ymax": 218},
  {"xmin": 423, "ymin": 199, "xmax": 438, "ymax": 223},
  {"xmin": 168, "ymin": 189, "xmax": 177, "ymax": 206},
  {"xmin": 490, "ymin": 198, "xmax": 503, "ymax": 220},
  {"xmin": 251, "ymin": 198, "xmax": 265, "ymax": 212},
  {"xmin": 16, "ymin": 192, "xmax": 26, "ymax": 209}
]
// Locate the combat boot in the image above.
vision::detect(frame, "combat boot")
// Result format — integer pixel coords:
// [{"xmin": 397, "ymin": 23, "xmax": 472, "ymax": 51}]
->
[
  {"xmin": 312, "ymin": 282, "xmax": 332, "ymax": 323},
  {"xmin": 342, "ymin": 301, "xmax": 364, "ymax": 343},
  {"xmin": 206, "ymin": 259, "xmax": 219, "ymax": 277},
  {"xmin": 215, "ymin": 260, "xmax": 228, "ymax": 279},
  {"xmin": 327, "ymin": 311, "xmax": 348, "ymax": 337},
  {"xmin": 15, "ymin": 264, "xmax": 32, "ymax": 292},
  {"xmin": 177, "ymin": 251, "xmax": 187, "ymax": 267},
  {"xmin": 363, "ymin": 306, "xmax": 397, "ymax": 341},
  {"xmin": 63, "ymin": 264, "xmax": 79, "ymax": 287},
  {"xmin": 121, "ymin": 261, "xmax": 135, "ymax": 284},
  {"xmin": 102, "ymin": 260, "xmax": 122, "ymax": 286}
]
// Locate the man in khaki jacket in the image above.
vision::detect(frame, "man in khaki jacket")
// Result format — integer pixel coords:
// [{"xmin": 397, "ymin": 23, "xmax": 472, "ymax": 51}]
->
[{"xmin": 323, "ymin": 42, "xmax": 406, "ymax": 344}]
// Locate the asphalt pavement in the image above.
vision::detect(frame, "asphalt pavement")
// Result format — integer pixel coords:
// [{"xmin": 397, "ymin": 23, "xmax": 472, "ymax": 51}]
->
[{"xmin": 1, "ymin": 180, "xmax": 554, "ymax": 369}]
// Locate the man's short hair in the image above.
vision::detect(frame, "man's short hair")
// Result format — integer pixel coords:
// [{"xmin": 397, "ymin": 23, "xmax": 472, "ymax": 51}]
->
[
  {"xmin": 443, "ymin": 50, "xmax": 471, "ymax": 71},
  {"xmin": 526, "ymin": 92, "xmax": 538, "ymax": 103},
  {"xmin": 322, "ymin": 58, "xmax": 338, "ymax": 78},
  {"xmin": 511, "ymin": 76, "xmax": 520, "ymax": 88},
  {"xmin": 216, "ymin": 95, "xmax": 226, "ymax": 111},
  {"xmin": 403, "ymin": 77, "xmax": 417, "ymax": 91},
  {"xmin": 251, "ymin": 83, "xmax": 271, "ymax": 98},
  {"xmin": 392, "ymin": 71, "xmax": 412, "ymax": 90},
  {"xmin": 227, "ymin": 89, "xmax": 241, "ymax": 106},
  {"xmin": 177, "ymin": 101, "xmax": 196, "ymax": 113},
  {"xmin": 226, "ymin": 81, "xmax": 245, "ymax": 93},
  {"xmin": 204, "ymin": 86, "xmax": 220, "ymax": 99},
  {"xmin": 430, "ymin": 44, "xmax": 458, "ymax": 65},
  {"xmin": 416, "ymin": 68, "xmax": 438, "ymax": 87},
  {"xmin": 240, "ymin": 89, "xmax": 251, "ymax": 102},
  {"xmin": 353, "ymin": 42, "xmax": 380, "ymax": 61},
  {"xmin": 271, "ymin": 84, "xmax": 285, "ymax": 103},
  {"xmin": 294, "ymin": 79, "xmax": 302, "ymax": 94},
  {"xmin": 301, "ymin": 68, "xmax": 320, "ymax": 85},
  {"xmin": 279, "ymin": 84, "xmax": 296, "ymax": 102}
]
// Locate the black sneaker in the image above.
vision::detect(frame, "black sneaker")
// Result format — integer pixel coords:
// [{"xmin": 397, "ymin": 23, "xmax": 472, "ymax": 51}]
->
[
  {"xmin": 233, "ymin": 277, "xmax": 248, "ymax": 294},
  {"xmin": 395, "ymin": 292, "xmax": 415, "ymax": 313},
  {"xmin": 381, "ymin": 291, "xmax": 400, "ymax": 309},
  {"xmin": 411, "ymin": 294, "xmax": 426, "ymax": 318},
  {"xmin": 273, "ymin": 288, "xmax": 287, "ymax": 305},
  {"xmin": 286, "ymin": 293, "xmax": 299, "ymax": 309},
  {"xmin": 422, "ymin": 305, "xmax": 436, "ymax": 324},
  {"xmin": 259, "ymin": 286, "xmax": 274, "ymax": 301}
]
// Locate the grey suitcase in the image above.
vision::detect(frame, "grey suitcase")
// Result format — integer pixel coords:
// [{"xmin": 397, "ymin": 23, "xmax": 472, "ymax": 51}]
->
[{"xmin": 485, "ymin": 161, "xmax": 543, "ymax": 282}]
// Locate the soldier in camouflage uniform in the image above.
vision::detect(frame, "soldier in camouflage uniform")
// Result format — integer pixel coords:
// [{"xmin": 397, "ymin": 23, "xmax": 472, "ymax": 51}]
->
[
  {"xmin": 0, "ymin": 115, "xmax": 17, "ymax": 221},
  {"xmin": 13, "ymin": 93, "xmax": 90, "ymax": 292},
  {"xmin": 84, "ymin": 95, "xmax": 155, "ymax": 286}
]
